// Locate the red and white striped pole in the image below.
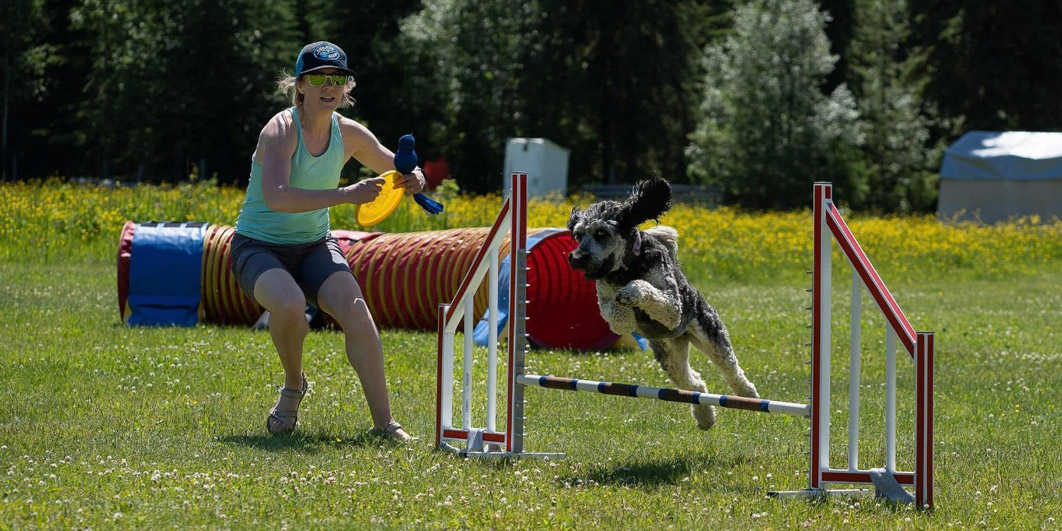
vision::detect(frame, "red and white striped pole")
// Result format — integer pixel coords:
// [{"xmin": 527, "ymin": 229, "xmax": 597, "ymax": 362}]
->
[
  {"xmin": 811, "ymin": 182, "xmax": 831, "ymax": 492},
  {"xmin": 517, "ymin": 374, "xmax": 810, "ymax": 416},
  {"xmin": 916, "ymin": 331, "xmax": 935, "ymax": 507}
]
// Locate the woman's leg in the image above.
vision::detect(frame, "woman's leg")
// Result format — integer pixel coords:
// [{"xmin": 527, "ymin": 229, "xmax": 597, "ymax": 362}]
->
[
  {"xmin": 315, "ymin": 271, "xmax": 396, "ymax": 429},
  {"xmin": 253, "ymin": 268, "xmax": 309, "ymax": 431}
]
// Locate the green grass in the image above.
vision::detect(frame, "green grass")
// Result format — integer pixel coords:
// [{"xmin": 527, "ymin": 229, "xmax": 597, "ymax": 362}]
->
[{"xmin": 2, "ymin": 259, "xmax": 1059, "ymax": 529}]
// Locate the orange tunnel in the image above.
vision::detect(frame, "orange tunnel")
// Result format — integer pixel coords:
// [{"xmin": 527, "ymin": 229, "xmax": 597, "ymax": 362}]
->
[{"xmin": 118, "ymin": 223, "xmax": 620, "ymax": 351}]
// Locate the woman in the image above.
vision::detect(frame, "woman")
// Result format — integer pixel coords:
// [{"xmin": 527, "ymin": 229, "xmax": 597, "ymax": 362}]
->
[{"xmin": 230, "ymin": 41, "xmax": 423, "ymax": 440}]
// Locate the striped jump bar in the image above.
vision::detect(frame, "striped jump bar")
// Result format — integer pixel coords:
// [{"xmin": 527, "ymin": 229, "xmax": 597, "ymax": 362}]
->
[{"xmin": 518, "ymin": 374, "xmax": 810, "ymax": 417}]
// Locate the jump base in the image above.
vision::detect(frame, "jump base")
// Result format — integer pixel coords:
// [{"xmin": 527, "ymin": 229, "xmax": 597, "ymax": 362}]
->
[{"xmin": 768, "ymin": 488, "xmax": 870, "ymax": 500}]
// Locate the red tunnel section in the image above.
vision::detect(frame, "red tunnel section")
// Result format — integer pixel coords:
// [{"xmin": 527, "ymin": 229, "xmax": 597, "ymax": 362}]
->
[{"xmin": 525, "ymin": 232, "xmax": 618, "ymax": 350}]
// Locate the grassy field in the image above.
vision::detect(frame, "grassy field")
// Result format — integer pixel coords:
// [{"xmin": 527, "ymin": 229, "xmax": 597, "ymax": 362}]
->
[{"xmin": 1, "ymin": 182, "xmax": 1060, "ymax": 528}]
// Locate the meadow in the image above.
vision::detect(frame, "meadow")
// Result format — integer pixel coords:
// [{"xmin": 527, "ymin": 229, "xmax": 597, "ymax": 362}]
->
[{"xmin": 1, "ymin": 180, "xmax": 1060, "ymax": 529}]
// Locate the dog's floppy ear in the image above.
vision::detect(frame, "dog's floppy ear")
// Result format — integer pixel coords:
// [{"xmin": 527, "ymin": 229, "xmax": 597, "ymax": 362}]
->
[
  {"xmin": 567, "ymin": 205, "xmax": 581, "ymax": 232},
  {"xmin": 618, "ymin": 176, "xmax": 672, "ymax": 230}
]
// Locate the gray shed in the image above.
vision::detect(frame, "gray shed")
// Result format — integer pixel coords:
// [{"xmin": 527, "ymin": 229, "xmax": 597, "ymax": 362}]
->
[{"xmin": 939, "ymin": 131, "xmax": 1062, "ymax": 223}]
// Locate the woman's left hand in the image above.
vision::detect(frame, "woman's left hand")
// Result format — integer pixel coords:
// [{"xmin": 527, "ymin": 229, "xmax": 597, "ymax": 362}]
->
[{"xmin": 395, "ymin": 169, "xmax": 427, "ymax": 195}]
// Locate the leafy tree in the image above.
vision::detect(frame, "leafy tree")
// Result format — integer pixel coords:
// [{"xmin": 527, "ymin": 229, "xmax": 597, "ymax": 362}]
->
[
  {"xmin": 687, "ymin": 0, "xmax": 864, "ymax": 209},
  {"xmin": 847, "ymin": 0, "xmax": 938, "ymax": 213},
  {"xmin": 70, "ymin": 0, "xmax": 300, "ymax": 183},
  {"xmin": 70, "ymin": 0, "xmax": 167, "ymax": 179}
]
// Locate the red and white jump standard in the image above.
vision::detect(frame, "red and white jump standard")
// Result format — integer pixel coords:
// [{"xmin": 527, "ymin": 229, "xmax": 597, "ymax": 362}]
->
[
  {"xmin": 767, "ymin": 182, "xmax": 934, "ymax": 507},
  {"xmin": 435, "ymin": 173, "xmax": 534, "ymax": 455},
  {"xmin": 435, "ymin": 178, "xmax": 934, "ymax": 508}
]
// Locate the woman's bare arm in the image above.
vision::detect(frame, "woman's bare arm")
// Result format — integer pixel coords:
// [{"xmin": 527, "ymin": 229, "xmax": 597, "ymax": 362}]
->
[
  {"xmin": 341, "ymin": 117, "xmax": 426, "ymax": 194},
  {"xmin": 257, "ymin": 112, "xmax": 383, "ymax": 212}
]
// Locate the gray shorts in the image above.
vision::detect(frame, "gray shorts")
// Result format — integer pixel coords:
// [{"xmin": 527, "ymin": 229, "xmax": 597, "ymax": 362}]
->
[{"xmin": 229, "ymin": 233, "xmax": 353, "ymax": 308}]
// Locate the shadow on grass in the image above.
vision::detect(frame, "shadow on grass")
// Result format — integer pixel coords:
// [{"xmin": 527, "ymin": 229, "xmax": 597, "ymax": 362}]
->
[
  {"xmin": 216, "ymin": 429, "xmax": 396, "ymax": 453},
  {"xmin": 562, "ymin": 452, "xmax": 753, "ymax": 490}
]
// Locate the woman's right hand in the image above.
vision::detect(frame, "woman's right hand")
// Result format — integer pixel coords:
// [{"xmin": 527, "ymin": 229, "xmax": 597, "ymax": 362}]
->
[{"xmin": 344, "ymin": 177, "xmax": 386, "ymax": 204}]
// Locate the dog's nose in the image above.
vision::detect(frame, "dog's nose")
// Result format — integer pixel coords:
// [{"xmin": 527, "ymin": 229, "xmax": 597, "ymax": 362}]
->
[{"xmin": 568, "ymin": 250, "xmax": 587, "ymax": 268}]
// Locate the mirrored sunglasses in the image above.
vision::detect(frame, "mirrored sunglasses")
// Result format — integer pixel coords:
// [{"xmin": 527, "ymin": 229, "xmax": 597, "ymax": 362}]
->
[{"xmin": 305, "ymin": 74, "xmax": 351, "ymax": 87}]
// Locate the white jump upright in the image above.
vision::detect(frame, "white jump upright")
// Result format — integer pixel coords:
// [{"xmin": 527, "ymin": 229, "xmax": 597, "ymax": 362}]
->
[{"xmin": 436, "ymin": 179, "xmax": 935, "ymax": 508}]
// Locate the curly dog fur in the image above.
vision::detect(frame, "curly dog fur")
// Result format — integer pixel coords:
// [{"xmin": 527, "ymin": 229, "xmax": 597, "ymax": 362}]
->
[{"xmin": 567, "ymin": 176, "xmax": 759, "ymax": 430}]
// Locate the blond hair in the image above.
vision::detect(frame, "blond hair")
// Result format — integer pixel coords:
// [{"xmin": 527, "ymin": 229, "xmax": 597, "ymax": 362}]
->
[{"xmin": 276, "ymin": 72, "xmax": 356, "ymax": 108}]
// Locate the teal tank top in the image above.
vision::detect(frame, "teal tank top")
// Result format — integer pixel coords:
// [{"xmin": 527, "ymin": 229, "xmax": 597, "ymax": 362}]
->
[{"xmin": 235, "ymin": 107, "xmax": 345, "ymax": 244}]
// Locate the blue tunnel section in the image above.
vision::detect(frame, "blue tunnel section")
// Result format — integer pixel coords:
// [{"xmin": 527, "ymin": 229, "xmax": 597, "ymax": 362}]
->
[{"xmin": 123, "ymin": 221, "xmax": 208, "ymax": 327}]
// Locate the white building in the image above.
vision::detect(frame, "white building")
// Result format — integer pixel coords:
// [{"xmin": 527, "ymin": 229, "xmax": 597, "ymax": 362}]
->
[
  {"xmin": 939, "ymin": 131, "xmax": 1062, "ymax": 223},
  {"xmin": 502, "ymin": 138, "xmax": 570, "ymax": 198}
]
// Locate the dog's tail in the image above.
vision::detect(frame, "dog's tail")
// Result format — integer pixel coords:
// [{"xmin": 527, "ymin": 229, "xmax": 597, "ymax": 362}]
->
[{"xmin": 645, "ymin": 225, "xmax": 678, "ymax": 261}]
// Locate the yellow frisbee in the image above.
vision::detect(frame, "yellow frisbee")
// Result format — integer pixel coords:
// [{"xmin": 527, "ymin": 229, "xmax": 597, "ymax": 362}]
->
[{"xmin": 357, "ymin": 170, "xmax": 405, "ymax": 227}]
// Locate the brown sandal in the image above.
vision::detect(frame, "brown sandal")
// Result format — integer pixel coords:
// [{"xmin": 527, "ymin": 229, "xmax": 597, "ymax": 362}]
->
[
  {"xmin": 267, "ymin": 373, "xmax": 308, "ymax": 435},
  {"xmin": 375, "ymin": 421, "xmax": 415, "ymax": 442}
]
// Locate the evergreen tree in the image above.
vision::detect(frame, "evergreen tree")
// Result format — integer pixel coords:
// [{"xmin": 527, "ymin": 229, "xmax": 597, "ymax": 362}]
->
[
  {"xmin": 400, "ymin": 0, "xmax": 722, "ymax": 192},
  {"xmin": 158, "ymin": 0, "xmax": 301, "ymax": 184},
  {"xmin": 301, "ymin": 0, "xmax": 424, "ymax": 182},
  {"xmin": 519, "ymin": 0, "xmax": 712, "ymax": 186},
  {"xmin": 1, "ymin": 0, "xmax": 54, "ymax": 179},
  {"xmin": 848, "ymin": 0, "xmax": 938, "ymax": 213},
  {"xmin": 817, "ymin": 0, "xmax": 856, "ymax": 91},
  {"xmin": 907, "ymin": 0, "xmax": 1062, "ymax": 133},
  {"xmin": 687, "ymin": 0, "xmax": 864, "ymax": 209},
  {"xmin": 399, "ymin": 0, "xmax": 526, "ymax": 192}
]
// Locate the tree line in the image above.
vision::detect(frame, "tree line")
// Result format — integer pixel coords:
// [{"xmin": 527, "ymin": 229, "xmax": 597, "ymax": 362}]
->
[{"xmin": 4, "ymin": 0, "xmax": 1061, "ymax": 211}]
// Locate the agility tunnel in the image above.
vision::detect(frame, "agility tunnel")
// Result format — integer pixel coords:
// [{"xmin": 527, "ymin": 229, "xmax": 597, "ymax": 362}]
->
[{"xmin": 117, "ymin": 222, "xmax": 621, "ymax": 351}]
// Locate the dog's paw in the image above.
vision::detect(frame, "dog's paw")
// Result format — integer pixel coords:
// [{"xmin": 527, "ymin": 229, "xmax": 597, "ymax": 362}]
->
[
  {"xmin": 730, "ymin": 374, "xmax": 760, "ymax": 399},
  {"xmin": 740, "ymin": 382, "xmax": 760, "ymax": 399},
  {"xmin": 694, "ymin": 404, "xmax": 716, "ymax": 430},
  {"xmin": 615, "ymin": 287, "xmax": 638, "ymax": 307},
  {"xmin": 604, "ymin": 311, "xmax": 637, "ymax": 335}
]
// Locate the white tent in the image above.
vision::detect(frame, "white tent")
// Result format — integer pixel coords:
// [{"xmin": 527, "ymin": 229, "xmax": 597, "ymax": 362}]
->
[{"xmin": 939, "ymin": 131, "xmax": 1062, "ymax": 223}]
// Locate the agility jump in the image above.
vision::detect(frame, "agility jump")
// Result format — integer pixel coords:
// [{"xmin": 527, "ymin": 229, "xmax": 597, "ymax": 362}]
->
[{"xmin": 435, "ymin": 175, "xmax": 934, "ymax": 508}]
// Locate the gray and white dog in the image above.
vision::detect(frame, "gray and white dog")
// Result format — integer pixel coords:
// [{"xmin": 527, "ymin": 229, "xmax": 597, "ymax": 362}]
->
[{"xmin": 567, "ymin": 176, "xmax": 759, "ymax": 430}]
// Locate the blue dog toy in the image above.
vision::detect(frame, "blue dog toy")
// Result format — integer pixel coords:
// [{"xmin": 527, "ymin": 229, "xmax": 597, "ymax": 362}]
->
[{"xmin": 394, "ymin": 134, "xmax": 444, "ymax": 215}]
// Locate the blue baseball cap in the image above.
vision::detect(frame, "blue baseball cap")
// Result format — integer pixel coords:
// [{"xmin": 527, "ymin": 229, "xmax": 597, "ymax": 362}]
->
[{"xmin": 294, "ymin": 41, "xmax": 355, "ymax": 77}]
